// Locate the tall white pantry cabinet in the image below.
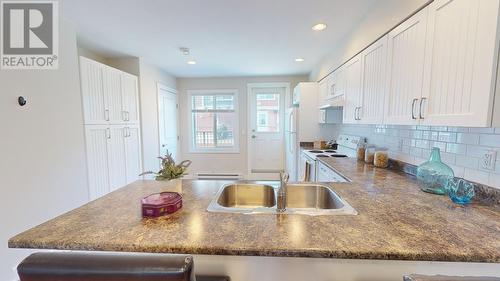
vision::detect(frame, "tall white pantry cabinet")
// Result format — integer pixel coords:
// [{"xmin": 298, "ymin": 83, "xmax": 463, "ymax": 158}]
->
[{"xmin": 80, "ymin": 56, "xmax": 142, "ymax": 200}]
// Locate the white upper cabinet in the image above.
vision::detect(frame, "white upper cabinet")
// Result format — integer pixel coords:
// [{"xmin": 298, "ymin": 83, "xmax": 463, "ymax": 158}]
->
[
  {"xmin": 421, "ymin": 0, "xmax": 500, "ymax": 127},
  {"xmin": 359, "ymin": 35, "xmax": 388, "ymax": 124},
  {"xmin": 103, "ymin": 67, "xmax": 124, "ymax": 124},
  {"xmin": 343, "ymin": 54, "xmax": 363, "ymax": 124},
  {"xmin": 80, "ymin": 57, "xmax": 107, "ymax": 124},
  {"xmin": 318, "ymin": 78, "xmax": 328, "ymax": 104},
  {"xmin": 385, "ymin": 7, "xmax": 428, "ymax": 125},
  {"xmin": 80, "ymin": 56, "xmax": 140, "ymax": 125},
  {"xmin": 121, "ymin": 72, "xmax": 140, "ymax": 124}
]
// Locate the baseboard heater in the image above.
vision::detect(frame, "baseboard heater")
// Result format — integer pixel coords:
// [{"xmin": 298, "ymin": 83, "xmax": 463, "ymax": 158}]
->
[{"xmin": 195, "ymin": 173, "xmax": 243, "ymax": 180}]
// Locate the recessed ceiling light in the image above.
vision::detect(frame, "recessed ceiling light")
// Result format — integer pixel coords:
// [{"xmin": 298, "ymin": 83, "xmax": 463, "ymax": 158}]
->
[
  {"xmin": 312, "ymin": 23, "xmax": 327, "ymax": 31},
  {"xmin": 187, "ymin": 60, "xmax": 197, "ymax": 65},
  {"xmin": 295, "ymin": 58, "xmax": 305, "ymax": 62}
]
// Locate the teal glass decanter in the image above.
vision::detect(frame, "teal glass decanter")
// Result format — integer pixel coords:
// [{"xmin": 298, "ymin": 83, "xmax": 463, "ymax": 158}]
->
[{"xmin": 416, "ymin": 147, "xmax": 454, "ymax": 195}]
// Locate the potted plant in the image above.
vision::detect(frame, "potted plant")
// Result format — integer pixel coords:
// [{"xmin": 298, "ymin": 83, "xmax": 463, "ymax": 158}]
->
[{"xmin": 139, "ymin": 151, "xmax": 191, "ymax": 194}]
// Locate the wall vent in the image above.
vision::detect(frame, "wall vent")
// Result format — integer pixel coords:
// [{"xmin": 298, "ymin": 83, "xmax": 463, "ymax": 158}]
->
[{"xmin": 195, "ymin": 173, "xmax": 243, "ymax": 180}]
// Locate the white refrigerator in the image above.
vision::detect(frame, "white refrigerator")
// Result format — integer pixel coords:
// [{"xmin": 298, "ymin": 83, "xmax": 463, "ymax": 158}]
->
[
  {"xmin": 285, "ymin": 107, "xmax": 298, "ymax": 181},
  {"xmin": 284, "ymin": 82, "xmax": 320, "ymax": 181}
]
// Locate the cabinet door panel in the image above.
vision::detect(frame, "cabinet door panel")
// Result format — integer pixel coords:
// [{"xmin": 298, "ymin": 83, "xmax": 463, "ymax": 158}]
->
[
  {"xmin": 318, "ymin": 79, "xmax": 328, "ymax": 104},
  {"xmin": 359, "ymin": 35, "xmax": 388, "ymax": 124},
  {"xmin": 421, "ymin": 0, "xmax": 499, "ymax": 126},
  {"xmin": 121, "ymin": 73, "xmax": 139, "ymax": 124},
  {"xmin": 85, "ymin": 126, "xmax": 110, "ymax": 200},
  {"xmin": 385, "ymin": 8, "xmax": 428, "ymax": 125},
  {"xmin": 104, "ymin": 68, "xmax": 124, "ymax": 124},
  {"xmin": 125, "ymin": 126, "xmax": 142, "ymax": 184},
  {"xmin": 80, "ymin": 58, "xmax": 107, "ymax": 124},
  {"xmin": 108, "ymin": 126, "xmax": 127, "ymax": 191},
  {"xmin": 343, "ymin": 55, "xmax": 363, "ymax": 124}
]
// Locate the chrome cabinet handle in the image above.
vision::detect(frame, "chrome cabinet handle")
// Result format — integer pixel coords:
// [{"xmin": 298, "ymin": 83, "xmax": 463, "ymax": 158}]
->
[
  {"xmin": 105, "ymin": 109, "xmax": 110, "ymax": 121},
  {"xmin": 419, "ymin": 97, "xmax": 427, "ymax": 119},
  {"xmin": 411, "ymin": 98, "xmax": 418, "ymax": 119},
  {"xmin": 122, "ymin": 111, "xmax": 127, "ymax": 121},
  {"xmin": 354, "ymin": 107, "xmax": 358, "ymax": 120},
  {"xmin": 357, "ymin": 106, "xmax": 362, "ymax": 120},
  {"xmin": 106, "ymin": 128, "xmax": 111, "ymax": 139}
]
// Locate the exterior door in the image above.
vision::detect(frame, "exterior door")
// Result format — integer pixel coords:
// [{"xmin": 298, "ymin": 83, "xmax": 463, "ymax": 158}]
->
[
  {"xmin": 158, "ymin": 85, "xmax": 178, "ymax": 160},
  {"xmin": 385, "ymin": 7, "xmax": 428, "ymax": 125},
  {"xmin": 248, "ymin": 85, "xmax": 285, "ymax": 176}
]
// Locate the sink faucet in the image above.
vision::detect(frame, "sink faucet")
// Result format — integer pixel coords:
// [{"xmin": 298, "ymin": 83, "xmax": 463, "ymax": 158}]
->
[{"xmin": 277, "ymin": 171, "xmax": 289, "ymax": 212}]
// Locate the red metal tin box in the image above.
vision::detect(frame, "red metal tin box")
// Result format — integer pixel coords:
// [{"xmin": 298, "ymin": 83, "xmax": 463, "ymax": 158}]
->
[{"xmin": 141, "ymin": 192, "xmax": 182, "ymax": 217}]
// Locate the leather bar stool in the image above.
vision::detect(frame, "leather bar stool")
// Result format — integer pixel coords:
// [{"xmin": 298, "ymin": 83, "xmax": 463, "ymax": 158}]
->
[
  {"xmin": 404, "ymin": 275, "xmax": 500, "ymax": 281},
  {"xmin": 18, "ymin": 252, "xmax": 229, "ymax": 281}
]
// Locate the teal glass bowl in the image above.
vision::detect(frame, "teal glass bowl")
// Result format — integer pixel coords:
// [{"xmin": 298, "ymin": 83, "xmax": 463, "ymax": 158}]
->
[{"xmin": 446, "ymin": 177, "xmax": 475, "ymax": 205}]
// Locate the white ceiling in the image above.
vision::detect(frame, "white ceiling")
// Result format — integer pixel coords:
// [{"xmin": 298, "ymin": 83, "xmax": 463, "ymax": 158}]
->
[{"xmin": 62, "ymin": 0, "xmax": 378, "ymax": 77}]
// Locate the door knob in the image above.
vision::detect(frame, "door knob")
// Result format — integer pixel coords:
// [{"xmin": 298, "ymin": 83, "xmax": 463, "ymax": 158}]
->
[
  {"xmin": 252, "ymin": 135, "xmax": 256, "ymax": 139},
  {"xmin": 162, "ymin": 144, "xmax": 166, "ymax": 147}
]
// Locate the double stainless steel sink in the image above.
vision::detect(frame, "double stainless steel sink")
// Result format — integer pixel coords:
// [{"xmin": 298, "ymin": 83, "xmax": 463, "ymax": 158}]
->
[{"xmin": 207, "ymin": 183, "xmax": 357, "ymax": 216}]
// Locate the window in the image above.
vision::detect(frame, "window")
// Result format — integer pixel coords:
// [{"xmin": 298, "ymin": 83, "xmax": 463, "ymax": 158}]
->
[{"xmin": 189, "ymin": 90, "xmax": 239, "ymax": 152}]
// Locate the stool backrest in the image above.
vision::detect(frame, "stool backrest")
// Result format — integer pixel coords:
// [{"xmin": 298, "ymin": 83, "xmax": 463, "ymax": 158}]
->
[{"xmin": 18, "ymin": 252, "xmax": 195, "ymax": 281}]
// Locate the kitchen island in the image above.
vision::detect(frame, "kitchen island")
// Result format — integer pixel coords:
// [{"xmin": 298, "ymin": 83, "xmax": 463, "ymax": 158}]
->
[{"xmin": 9, "ymin": 158, "xmax": 500, "ymax": 280}]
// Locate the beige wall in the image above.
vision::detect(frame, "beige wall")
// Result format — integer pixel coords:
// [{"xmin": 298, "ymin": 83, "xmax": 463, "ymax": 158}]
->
[
  {"xmin": 309, "ymin": 0, "xmax": 430, "ymax": 82},
  {"xmin": 0, "ymin": 22, "xmax": 89, "ymax": 280},
  {"xmin": 177, "ymin": 75, "xmax": 308, "ymax": 176}
]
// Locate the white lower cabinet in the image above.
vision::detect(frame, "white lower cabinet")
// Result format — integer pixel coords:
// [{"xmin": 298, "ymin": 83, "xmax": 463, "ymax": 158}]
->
[
  {"xmin": 317, "ymin": 161, "xmax": 347, "ymax": 183},
  {"xmin": 85, "ymin": 125, "xmax": 111, "ymax": 200},
  {"xmin": 124, "ymin": 125, "xmax": 142, "ymax": 184},
  {"xmin": 85, "ymin": 125, "xmax": 142, "ymax": 200}
]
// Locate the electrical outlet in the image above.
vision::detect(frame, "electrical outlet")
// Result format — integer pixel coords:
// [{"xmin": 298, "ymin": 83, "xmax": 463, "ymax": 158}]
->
[{"xmin": 481, "ymin": 150, "xmax": 497, "ymax": 170}]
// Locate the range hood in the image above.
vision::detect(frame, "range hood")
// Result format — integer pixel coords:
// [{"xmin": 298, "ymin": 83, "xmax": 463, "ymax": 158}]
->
[{"xmin": 319, "ymin": 95, "xmax": 345, "ymax": 109}]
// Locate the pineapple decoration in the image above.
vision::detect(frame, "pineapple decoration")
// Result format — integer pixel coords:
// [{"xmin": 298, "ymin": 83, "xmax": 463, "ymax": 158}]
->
[{"xmin": 140, "ymin": 151, "xmax": 191, "ymax": 180}]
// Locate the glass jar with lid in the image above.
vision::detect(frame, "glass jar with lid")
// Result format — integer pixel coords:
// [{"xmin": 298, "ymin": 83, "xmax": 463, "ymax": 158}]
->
[
  {"xmin": 374, "ymin": 148, "xmax": 389, "ymax": 168},
  {"xmin": 356, "ymin": 139, "xmax": 366, "ymax": 161},
  {"xmin": 364, "ymin": 146, "xmax": 376, "ymax": 164}
]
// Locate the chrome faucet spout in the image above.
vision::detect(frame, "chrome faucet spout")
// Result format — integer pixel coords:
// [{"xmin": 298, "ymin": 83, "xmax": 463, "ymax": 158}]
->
[{"xmin": 277, "ymin": 171, "xmax": 289, "ymax": 212}]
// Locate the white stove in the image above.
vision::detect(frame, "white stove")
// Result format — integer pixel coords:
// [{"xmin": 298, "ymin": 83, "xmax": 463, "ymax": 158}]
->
[
  {"xmin": 299, "ymin": 135, "xmax": 362, "ymax": 182},
  {"xmin": 302, "ymin": 149, "xmax": 348, "ymax": 160}
]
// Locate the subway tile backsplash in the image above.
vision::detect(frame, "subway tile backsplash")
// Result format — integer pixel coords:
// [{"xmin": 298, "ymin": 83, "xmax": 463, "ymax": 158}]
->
[{"xmin": 328, "ymin": 124, "xmax": 500, "ymax": 189}]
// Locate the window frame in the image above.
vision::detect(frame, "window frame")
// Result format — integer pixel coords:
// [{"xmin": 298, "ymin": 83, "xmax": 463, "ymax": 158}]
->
[{"xmin": 187, "ymin": 89, "xmax": 239, "ymax": 153}]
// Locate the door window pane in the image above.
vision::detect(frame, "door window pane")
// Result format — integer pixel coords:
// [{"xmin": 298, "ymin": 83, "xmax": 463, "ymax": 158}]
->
[{"xmin": 256, "ymin": 93, "xmax": 280, "ymax": 132}]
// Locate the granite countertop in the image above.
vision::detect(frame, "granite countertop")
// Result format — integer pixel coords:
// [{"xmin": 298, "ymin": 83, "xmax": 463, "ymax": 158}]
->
[{"xmin": 9, "ymin": 158, "xmax": 500, "ymax": 262}]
